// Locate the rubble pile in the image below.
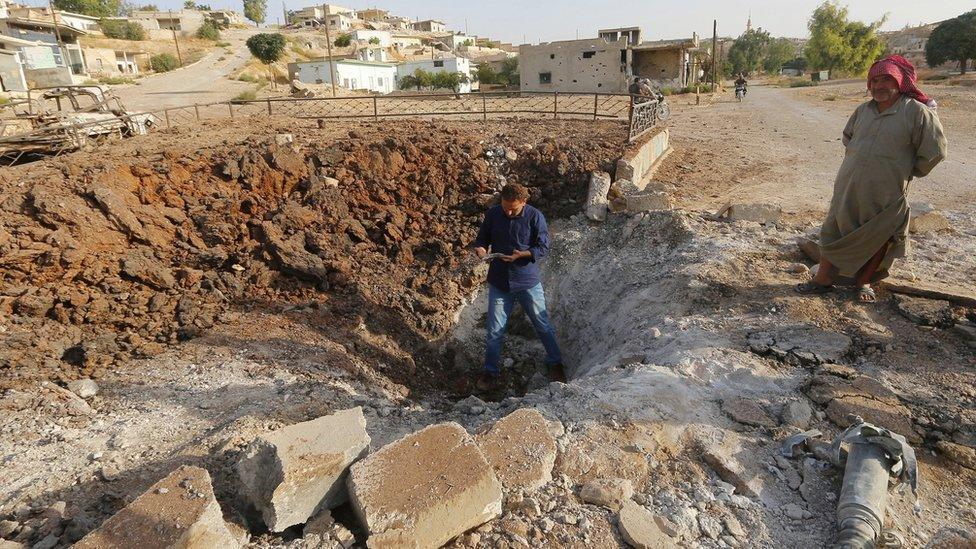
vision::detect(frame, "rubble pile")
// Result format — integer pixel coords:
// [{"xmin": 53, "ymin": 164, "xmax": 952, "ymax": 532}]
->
[{"xmin": 0, "ymin": 121, "xmax": 622, "ymax": 390}]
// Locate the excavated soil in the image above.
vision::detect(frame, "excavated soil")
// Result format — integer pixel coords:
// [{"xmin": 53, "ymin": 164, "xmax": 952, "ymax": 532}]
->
[{"xmin": 0, "ymin": 118, "xmax": 625, "ymax": 395}]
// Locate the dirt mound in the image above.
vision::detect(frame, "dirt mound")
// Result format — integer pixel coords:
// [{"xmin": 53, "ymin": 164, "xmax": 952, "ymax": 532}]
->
[{"xmin": 0, "ymin": 119, "xmax": 624, "ymax": 392}]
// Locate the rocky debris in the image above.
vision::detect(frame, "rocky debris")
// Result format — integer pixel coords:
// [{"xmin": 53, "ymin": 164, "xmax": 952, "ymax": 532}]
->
[
  {"xmin": 454, "ymin": 395, "xmax": 487, "ymax": 415},
  {"xmin": 909, "ymin": 206, "xmax": 951, "ymax": 234},
  {"xmin": 617, "ymin": 499, "xmax": 677, "ymax": 549},
  {"xmin": 781, "ymin": 399, "xmax": 813, "ymax": 429},
  {"xmin": 237, "ymin": 407, "xmax": 370, "ymax": 532},
  {"xmin": 0, "ymin": 541, "xmax": 25, "ymax": 549},
  {"xmin": 721, "ymin": 397, "xmax": 777, "ymax": 428},
  {"xmin": 782, "ymin": 503, "xmax": 811, "ymax": 520},
  {"xmin": 726, "ymin": 203, "xmax": 782, "ymax": 224},
  {"xmin": 747, "ymin": 324, "xmax": 852, "ymax": 365},
  {"xmin": 954, "ymin": 322, "xmax": 976, "ymax": 349},
  {"xmin": 586, "ymin": 171, "xmax": 612, "ymax": 222},
  {"xmin": 805, "ymin": 370, "xmax": 920, "ymax": 443},
  {"xmin": 699, "ymin": 437, "xmax": 766, "ymax": 501},
  {"xmin": 474, "ymin": 408, "xmax": 557, "ymax": 493},
  {"xmin": 607, "ymin": 179, "xmax": 640, "ymax": 212},
  {"xmin": 66, "ymin": 378, "xmax": 98, "ymax": 399},
  {"xmin": 74, "ymin": 465, "xmax": 241, "ymax": 548},
  {"xmin": 580, "ymin": 478, "xmax": 634, "ymax": 511},
  {"xmin": 925, "ymin": 527, "xmax": 976, "ymax": 548},
  {"xmin": 625, "ymin": 190, "xmax": 674, "ymax": 214},
  {"xmin": 347, "ymin": 422, "xmax": 502, "ymax": 548},
  {"xmin": 892, "ymin": 294, "xmax": 955, "ymax": 328},
  {"xmin": 936, "ymin": 441, "xmax": 976, "ymax": 471}
]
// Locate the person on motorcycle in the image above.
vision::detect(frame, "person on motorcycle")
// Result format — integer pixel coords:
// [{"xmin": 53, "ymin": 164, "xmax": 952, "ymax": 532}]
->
[
  {"xmin": 628, "ymin": 77, "xmax": 642, "ymax": 96},
  {"xmin": 734, "ymin": 73, "xmax": 748, "ymax": 95}
]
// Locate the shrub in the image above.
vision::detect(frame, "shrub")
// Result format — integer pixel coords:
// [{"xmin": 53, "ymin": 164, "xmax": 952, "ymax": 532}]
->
[
  {"xmin": 823, "ymin": 94, "xmax": 838, "ymax": 101},
  {"xmin": 246, "ymin": 33, "xmax": 286, "ymax": 64},
  {"xmin": 149, "ymin": 52, "xmax": 179, "ymax": 72},
  {"xmin": 233, "ymin": 90, "xmax": 257, "ymax": 101},
  {"xmin": 195, "ymin": 20, "xmax": 220, "ymax": 41},
  {"xmin": 215, "ymin": 41, "xmax": 231, "ymax": 47},
  {"xmin": 100, "ymin": 19, "xmax": 145, "ymax": 40},
  {"xmin": 789, "ymin": 79, "xmax": 818, "ymax": 87},
  {"xmin": 368, "ymin": 36, "xmax": 380, "ymax": 45},
  {"xmin": 333, "ymin": 33, "xmax": 351, "ymax": 47}
]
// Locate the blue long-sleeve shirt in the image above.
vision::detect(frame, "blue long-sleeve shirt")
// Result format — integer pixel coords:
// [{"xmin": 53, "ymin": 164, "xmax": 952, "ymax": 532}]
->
[{"xmin": 472, "ymin": 204, "xmax": 550, "ymax": 292}]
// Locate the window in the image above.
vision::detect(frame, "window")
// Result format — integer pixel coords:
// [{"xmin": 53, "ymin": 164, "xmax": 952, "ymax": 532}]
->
[
  {"xmin": 433, "ymin": 60, "xmax": 444, "ymax": 67},
  {"xmin": 582, "ymin": 51, "xmax": 595, "ymax": 59},
  {"xmin": 539, "ymin": 72, "xmax": 551, "ymax": 84},
  {"xmin": 550, "ymin": 54, "xmax": 555, "ymax": 59},
  {"xmin": 620, "ymin": 49, "xmax": 627, "ymax": 63}
]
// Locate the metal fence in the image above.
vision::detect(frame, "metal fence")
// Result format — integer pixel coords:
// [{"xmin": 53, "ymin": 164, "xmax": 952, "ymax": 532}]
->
[{"xmin": 628, "ymin": 98, "xmax": 660, "ymax": 143}]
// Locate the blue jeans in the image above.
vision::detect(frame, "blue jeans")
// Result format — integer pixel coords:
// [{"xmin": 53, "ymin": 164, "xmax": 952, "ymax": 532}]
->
[{"xmin": 484, "ymin": 282, "xmax": 563, "ymax": 376}]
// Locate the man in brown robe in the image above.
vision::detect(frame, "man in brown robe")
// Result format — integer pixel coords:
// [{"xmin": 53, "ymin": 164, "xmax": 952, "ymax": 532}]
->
[{"xmin": 797, "ymin": 55, "xmax": 948, "ymax": 302}]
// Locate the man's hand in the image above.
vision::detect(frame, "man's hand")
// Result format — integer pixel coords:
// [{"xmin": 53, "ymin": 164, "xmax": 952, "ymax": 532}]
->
[
  {"xmin": 501, "ymin": 250, "xmax": 531, "ymax": 262},
  {"xmin": 472, "ymin": 247, "xmax": 488, "ymax": 260}
]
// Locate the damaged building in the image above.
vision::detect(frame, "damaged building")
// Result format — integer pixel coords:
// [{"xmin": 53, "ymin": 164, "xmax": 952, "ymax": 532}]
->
[{"xmin": 519, "ymin": 28, "xmax": 700, "ymax": 93}]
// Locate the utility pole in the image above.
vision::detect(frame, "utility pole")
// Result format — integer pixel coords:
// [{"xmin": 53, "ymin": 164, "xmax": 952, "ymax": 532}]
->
[
  {"xmin": 169, "ymin": 10, "xmax": 184, "ymax": 66},
  {"xmin": 322, "ymin": 15, "xmax": 338, "ymax": 97},
  {"xmin": 281, "ymin": 0, "xmax": 287, "ymax": 27},
  {"xmin": 46, "ymin": 0, "xmax": 68, "ymax": 72},
  {"xmin": 711, "ymin": 19, "xmax": 717, "ymax": 89}
]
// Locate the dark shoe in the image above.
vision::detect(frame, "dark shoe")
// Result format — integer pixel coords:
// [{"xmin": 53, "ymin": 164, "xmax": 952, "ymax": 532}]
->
[
  {"xmin": 476, "ymin": 371, "xmax": 501, "ymax": 392},
  {"xmin": 795, "ymin": 280, "xmax": 834, "ymax": 295},
  {"xmin": 546, "ymin": 363, "xmax": 568, "ymax": 383}
]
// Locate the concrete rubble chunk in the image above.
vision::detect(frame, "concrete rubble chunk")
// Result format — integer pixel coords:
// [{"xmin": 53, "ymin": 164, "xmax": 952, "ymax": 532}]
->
[
  {"xmin": 727, "ymin": 203, "xmax": 782, "ymax": 223},
  {"xmin": 475, "ymin": 408, "xmax": 557, "ymax": 493},
  {"xmin": 893, "ymin": 294, "xmax": 955, "ymax": 328},
  {"xmin": 585, "ymin": 171, "xmax": 612, "ymax": 222},
  {"xmin": 237, "ymin": 407, "xmax": 370, "ymax": 532},
  {"xmin": 74, "ymin": 465, "xmax": 241, "ymax": 549},
  {"xmin": 936, "ymin": 441, "xmax": 976, "ymax": 472},
  {"xmin": 348, "ymin": 422, "xmax": 502, "ymax": 549},
  {"xmin": 721, "ymin": 397, "xmax": 777, "ymax": 428},
  {"xmin": 67, "ymin": 378, "xmax": 99, "ymax": 399},
  {"xmin": 580, "ymin": 478, "xmax": 634, "ymax": 511},
  {"xmin": 0, "ymin": 541, "xmax": 25, "ymax": 549},
  {"xmin": 909, "ymin": 207, "xmax": 950, "ymax": 234},
  {"xmin": 925, "ymin": 527, "xmax": 976, "ymax": 549},
  {"xmin": 617, "ymin": 500, "xmax": 677, "ymax": 549},
  {"xmin": 781, "ymin": 399, "xmax": 813, "ymax": 429},
  {"xmin": 625, "ymin": 190, "xmax": 674, "ymax": 213}
]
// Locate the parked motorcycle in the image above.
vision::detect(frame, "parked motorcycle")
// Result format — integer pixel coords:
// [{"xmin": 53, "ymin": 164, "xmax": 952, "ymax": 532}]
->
[
  {"xmin": 653, "ymin": 91, "xmax": 671, "ymax": 121},
  {"xmin": 735, "ymin": 84, "xmax": 746, "ymax": 102}
]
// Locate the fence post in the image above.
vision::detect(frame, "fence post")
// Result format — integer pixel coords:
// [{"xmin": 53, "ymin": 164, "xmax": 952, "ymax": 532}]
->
[
  {"xmin": 553, "ymin": 92, "xmax": 558, "ymax": 119},
  {"xmin": 482, "ymin": 92, "xmax": 487, "ymax": 122},
  {"xmin": 593, "ymin": 94, "xmax": 599, "ymax": 120},
  {"xmin": 194, "ymin": 104, "xmax": 200, "ymax": 120},
  {"xmin": 373, "ymin": 96, "xmax": 379, "ymax": 121},
  {"xmin": 627, "ymin": 96, "xmax": 634, "ymax": 142},
  {"xmin": 228, "ymin": 101, "xmax": 234, "ymax": 118},
  {"xmin": 266, "ymin": 98, "xmax": 272, "ymax": 116},
  {"xmin": 164, "ymin": 109, "xmax": 171, "ymax": 128}
]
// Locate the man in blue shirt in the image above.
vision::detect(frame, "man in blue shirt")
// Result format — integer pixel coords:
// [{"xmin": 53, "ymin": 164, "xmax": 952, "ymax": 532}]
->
[{"xmin": 470, "ymin": 183, "xmax": 566, "ymax": 391}]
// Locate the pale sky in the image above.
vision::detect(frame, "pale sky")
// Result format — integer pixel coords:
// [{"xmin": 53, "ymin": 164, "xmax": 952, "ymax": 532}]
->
[{"xmin": 35, "ymin": 0, "xmax": 976, "ymax": 43}]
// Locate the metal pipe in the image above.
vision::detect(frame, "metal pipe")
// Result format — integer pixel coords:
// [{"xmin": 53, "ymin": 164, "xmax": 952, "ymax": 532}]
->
[{"xmin": 833, "ymin": 441, "xmax": 890, "ymax": 548}]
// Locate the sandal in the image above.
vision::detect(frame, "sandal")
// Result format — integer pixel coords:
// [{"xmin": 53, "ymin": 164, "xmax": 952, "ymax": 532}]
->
[
  {"xmin": 795, "ymin": 280, "xmax": 834, "ymax": 295},
  {"xmin": 857, "ymin": 285, "xmax": 877, "ymax": 303}
]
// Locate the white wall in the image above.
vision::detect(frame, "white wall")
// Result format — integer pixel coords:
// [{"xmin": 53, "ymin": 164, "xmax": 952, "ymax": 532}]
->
[
  {"xmin": 396, "ymin": 56, "xmax": 474, "ymax": 93},
  {"xmin": 293, "ymin": 60, "xmax": 395, "ymax": 94},
  {"xmin": 351, "ymin": 30, "xmax": 391, "ymax": 47}
]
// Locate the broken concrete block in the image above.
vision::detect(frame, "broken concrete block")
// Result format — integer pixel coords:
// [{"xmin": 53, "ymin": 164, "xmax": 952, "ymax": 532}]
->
[
  {"xmin": 475, "ymin": 408, "xmax": 557, "ymax": 493},
  {"xmin": 625, "ymin": 190, "xmax": 673, "ymax": 213},
  {"xmin": 727, "ymin": 203, "xmax": 782, "ymax": 223},
  {"xmin": 781, "ymin": 399, "xmax": 813, "ymax": 429},
  {"xmin": 825, "ymin": 396, "xmax": 920, "ymax": 444},
  {"xmin": 67, "ymin": 378, "xmax": 98, "ymax": 399},
  {"xmin": 925, "ymin": 527, "xmax": 976, "ymax": 548},
  {"xmin": 617, "ymin": 500, "xmax": 677, "ymax": 549},
  {"xmin": 237, "ymin": 407, "xmax": 370, "ymax": 532},
  {"xmin": 721, "ymin": 398, "xmax": 777, "ymax": 428},
  {"xmin": 580, "ymin": 478, "xmax": 634, "ymax": 511},
  {"xmin": 909, "ymin": 210, "xmax": 950, "ymax": 234},
  {"xmin": 74, "ymin": 465, "xmax": 240, "ymax": 549},
  {"xmin": 893, "ymin": 294, "xmax": 955, "ymax": 328},
  {"xmin": 936, "ymin": 441, "xmax": 976, "ymax": 472},
  {"xmin": 585, "ymin": 171, "xmax": 612, "ymax": 222},
  {"xmin": 348, "ymin": 422, "xmax": 502, "ymax": 549}
]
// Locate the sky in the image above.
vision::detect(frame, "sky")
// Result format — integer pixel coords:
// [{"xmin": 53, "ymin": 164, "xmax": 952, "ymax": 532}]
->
[{"xmin": 32, "ymin": 0, "xmax": 975, "ymax": 43}]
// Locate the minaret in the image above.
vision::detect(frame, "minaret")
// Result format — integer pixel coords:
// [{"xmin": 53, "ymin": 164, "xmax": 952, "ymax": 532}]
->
[{"xmin": 746, "ymin": 11, "xmax": 752, "ymax": 32}]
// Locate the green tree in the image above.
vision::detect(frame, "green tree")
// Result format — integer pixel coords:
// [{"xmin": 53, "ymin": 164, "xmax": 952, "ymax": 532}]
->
[
  {"xmin": 139, "ymin": 3, "xmax": 158, "ymax": 10},
  {"xmin": 368, "ymin": 36, "xmax": 380, "ymax": 45},
  {"xmin": 473, "ymin": 64, "xmax": 498, "ymax": 84},
  {"xmin": 242, "ymin": 0, "xmax": 266, "ymax": 25},
  {"xmin": 183, "ymin": 0, "xmax": 193, "ymax": 7},
  {"xmin": 727, "ymin": 28, "xmax": 771, "ymax": 75},
  {"xmin": 99, "ymin": 19, "xmax": 146, "ymax": 40},
  {"xmin": 764, "ymin": 38, "xmax": 797, "ymax": 73},
  {"xmin": 925, "ymin": 11, "xmax": 976, "ymax": 74},
  {"xmin": 399, "ymin": 68, "xmax": 432, "ymax": 91},
  {"xmin": 430, "ymin": 71, "xmax": 467, "ymax": 92},
  {"xmin": 53, "ymin": 0, "xmax": 121, "ymax": 17},
  {"xmin": 333, "ymin": 33, "xmax": 351, "ymax": 47},
  {"xmin": 805, "ymin": 1, "xmax": 886, "ymax": 75},
  {"xmin": 196, "ymin": 20, "xmax": 220, "ymax": 40},
  {"xmin": 498, "ymin": 57, "xmax": 519, "ymax": 85},
  {"xmin": 149, "ymin": 52, "xmax": 179, "ymax": 72},
  {"xmin": 246, "ymin": 33, "xmax": 285, "ymax": 63}
]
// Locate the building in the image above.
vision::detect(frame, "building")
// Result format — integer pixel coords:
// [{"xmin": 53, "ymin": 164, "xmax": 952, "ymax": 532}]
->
[
  {"xmin": 0, "ymin": 34, "xmax": 33, "ymax": 92},
  {"xmin": 391, "ymin": 33, "xmax": 423, "ymax": 49},
  {"xmin": 4, "ymin": 5, "xmax": 99, "ymax": 32},
  {"xmin": 436, "ymin": 33, "xmax": 474, "ymax": 50},
  {"xmin": 83, "ymin": 47, "xmax": 148, "ymax": 76},
  {"xmin": 0, "ymin": 16, "xmax": 88, "ymax": 85},
  {"xmin": 879, "ymin": 23, "xmax": 946, "ymax": 70},
  {"xmin": 519, "ymin": 29, "xmax": 700, "ymax": 93},
  {"xmin": 324, "ymin": 12, "xmax": 352, "ymax": 31},
  {"xmin": 351, "ymin": 29, "xmax": 390, "ymax": 47},
  {"xmin": 356, "ymin": 8, "xmax": 387, "ymax": 22},
  {"xmin": 357, "ymin": 46, "xmax": 387, "ymax": 62},
  {"xmin": 598, "ymin": 26, "xmax": 642, "ymax": 46},
  {"xmin": 129, "ymin": 9, "xmax": 206, "ymax": 35},
  {"xmin": 396, "ymin": 55, "xmax": 474, "ymax": 92},
  {"xmin": 384, "ymin": 15, "xmax": 412, "ymax": 30},
  {"xmin": 206, "ymin": 10, "xmax": 247, "ymax": 28},
  {"xmin": 410, "ymin": 19, "xmax": 446, "ymax": 33},
  {"xmin": 288, "ymin": 58, "xmax": 396, "ymax": 93},
  {"xmin": 290, "ymin": 3, "xmax": 353, "ymax": 27}
]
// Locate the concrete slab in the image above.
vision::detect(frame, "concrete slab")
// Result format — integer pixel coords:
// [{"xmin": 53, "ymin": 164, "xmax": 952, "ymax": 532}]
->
[
  {"xmin": 237, "ymin": 407, "xmax": 370, "ymax": 532},
  {"xmin": 348, "ymin": 422, "xmax": 502, "ymax": 549},
  {"xmin": 74, "ymin": 465, "xmax": 240, "ymax": 549},
  {"xmin": 475, "ymin": 408, "xmax": 557, "ymax": 493},
  {"xmin": 585, "ymin": 171, "xmax": 612, "ymax": 222},
  {"xmin": 618, "ymin": 499, "xmax": 677, "ymax": 549}
]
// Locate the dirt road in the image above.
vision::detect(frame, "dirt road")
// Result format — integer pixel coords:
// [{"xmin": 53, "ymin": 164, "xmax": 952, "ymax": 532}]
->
[
  {"xmin": 113, "ymin": 28, "xmax": 258, "ymax": 112},
  {"xmin": 663, "ymin": 83, "xmax": 976, "ymax": 217}
]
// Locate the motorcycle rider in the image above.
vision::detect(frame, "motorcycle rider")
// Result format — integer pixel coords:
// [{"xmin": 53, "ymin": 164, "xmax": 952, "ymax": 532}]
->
[{"xmin": 734, "ymin": 73, "xmax": 748, "ymax": 96}]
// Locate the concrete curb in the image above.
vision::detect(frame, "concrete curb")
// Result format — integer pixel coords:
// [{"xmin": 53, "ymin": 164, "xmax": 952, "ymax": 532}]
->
[{"xmin": 615, "ymin": 127, "xmax": 671, "ymax": 189}]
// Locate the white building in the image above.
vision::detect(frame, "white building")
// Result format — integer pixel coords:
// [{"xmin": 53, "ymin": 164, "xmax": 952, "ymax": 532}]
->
[
  {"xmin": 358, "ymin": 47, "xmax": 388, "ymax": 62},
  {"xmin": 289, "ymin": 59, "xmax": 396, "ymax": 93},
  {"xmin": 351, "ymin": 29, "xmax": 391, "ymax": 47},
  {"xmin": 410, "ymin": 19, "xmax": 446, "ymax": 33},
  {"xmin": 391, "ymin": 34, "xmax": 423, "ymax": 49},
  {"xmin": 396, "ymin": 55, "xmax": 475, "ymax": 93}
]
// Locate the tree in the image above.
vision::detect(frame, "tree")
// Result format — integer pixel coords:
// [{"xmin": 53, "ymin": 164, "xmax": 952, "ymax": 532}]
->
[
  {"xmin": 368, "ymin": 36, "xmax": 380, "ymax": 45},
  {"xmin": 727, "ymin": 28, "xmax": 771, "ymax": 75},
  {"xmin": 334, "ymin": 33, "xmax": 351, "ymax": 47},
  {"xmin": 764, "ymin": 38, "xmax": 797, "ymax": 73},
  {"xmin": 53, "ymin": 0, "xmax": 121, "ymax": 17},
  {"xmin": 196, "ymin": 20, "xmax": 220, "ymax": 40},
  {"xmin": 473, "ymin": 64, "xmax": 498, "ymax": 85},
  {"xmin": 183, "ymin": 0, "xmax": 193, "ymax": 7},
  {"xmin": 784, "ymin": 57, "xmax": 808, "ymax": 71},
  {"xmin": 498, "ymin": 57, "xmax": 519, "ymax": 85},
  {"xmin": 399, "ymin": 68, "xmax": 432, "ymax": 91},
  {"xmin": 925, "ymin": 10, "xmax": 976, "ymax": 74},
  {"xmin": 139, "ymin": 3, "xmax": 158, "ymax": 10},
  {"xmin": 100, "ymin": 18, "xmax": 145, "ymax": 40},
  {"xmin": 805, "ymin": 1, "xmax": 886, "ymax": 75},
  {"xmin": 246, "ymin": 33, "xmax": 285, "ymax": 64},
  {"xmin": 242, "ymin": 0, "xmax": 266, "ymax": 25}
]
